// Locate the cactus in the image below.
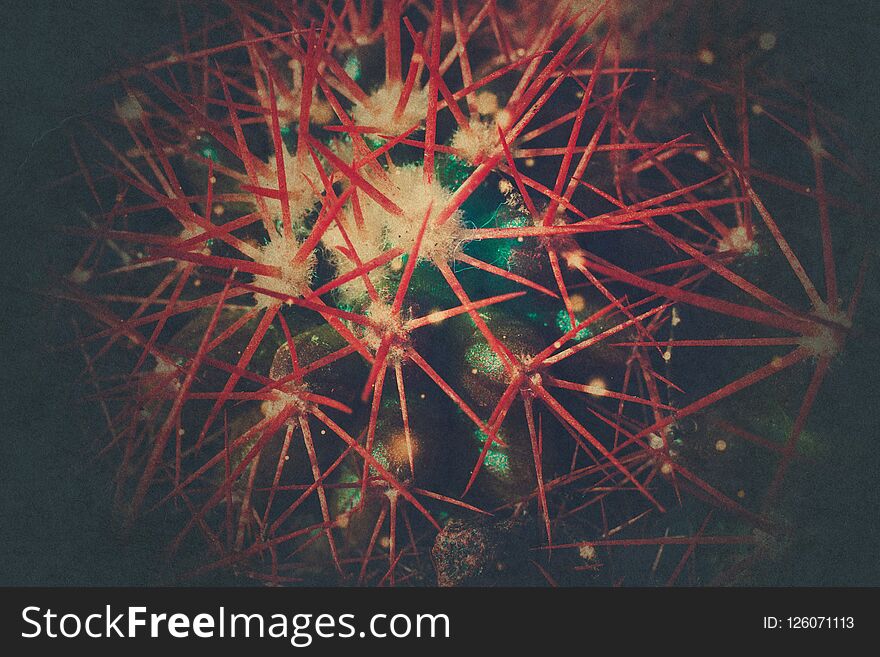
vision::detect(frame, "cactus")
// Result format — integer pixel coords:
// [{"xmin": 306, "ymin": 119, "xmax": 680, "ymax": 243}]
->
[{"xmin": 56, "ymin": 0, "xmax": 870, "ymax": 586}]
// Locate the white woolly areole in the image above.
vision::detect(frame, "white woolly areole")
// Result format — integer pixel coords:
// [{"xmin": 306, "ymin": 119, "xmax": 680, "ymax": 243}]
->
[
  {"xmin": 320, "ymin": 135, "xmax": 384, "ymax": 301},
  {"xmin": 474, "ymin": 91, "xmax": 500, "ymax": 117},
  {"xmin": 325, "ymin": 165, "xmax": 466, "ymax": 301},
  {"xmin": 451, "ymin": 118, "xmax": 501, "ymax": 163},
  {"xmin": 270, "ymin": 58, "xmax": 334, "ymax": 125},
  {"xmin": 255, "ymin": 144, "xmax": 321, "ymax": 225},
  {"xmin": 323, "ymin": 218, "xmax": 390, "ymax": 302},
  {"xmin": 68, "ymin": 266, "xmax": 92, "ymax": 285},
  {"xmin": 150, "ymin": 358, "xmax": 181, "ymax": 392},
  {"xmin": 351, "ymin": 82, "xmax": 429, "ymax": 135},
  {"xmin": 260, "ymin": 381, "xmax": 311, "ymax": 421},
  {"xmin": 799, "ymin": 306, "xmax": 851, "ymax": 357},
  {"xmin": 382, "ymin": 166, "xmax": 464, "ymax": 259},
  {"xmin": 115, "ymin": 94, "xmax": 144, "ymax": 121},
  {"xmin": 360, "ymin": 300, "xmax": 409, "ymax": 362},
  {"xmin": 276, "ymin": 80, "xmax": 334, "ymax": 125},
  {"xmin": 717, "ymin": 225, "xmax": 754, "ymax": 254},
  {"xmin": 252, "ymin": 236, "xmax": 316, "ymax": 307}
]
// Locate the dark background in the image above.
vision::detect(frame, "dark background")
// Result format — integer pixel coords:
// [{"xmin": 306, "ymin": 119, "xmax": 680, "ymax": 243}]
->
[{"xmin": 1, "ymin": 0, "xmax": 879, "ymax": 586}]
